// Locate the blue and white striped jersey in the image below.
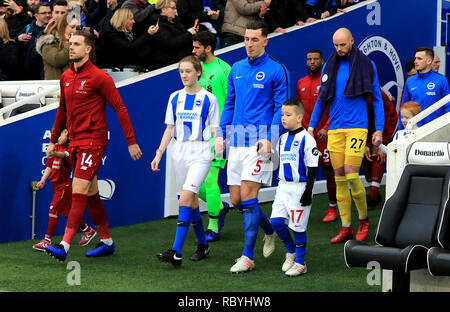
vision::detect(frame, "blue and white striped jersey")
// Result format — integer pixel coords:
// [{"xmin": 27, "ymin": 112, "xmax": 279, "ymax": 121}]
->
[
  {"xmin": 277, "ymin": 128, "xmax": 319, "ymax": 182},
  {"xmin": 165, "ymin": 88, "xmax": 220, "ymax": 142},
  {"xmin": 393, "ymin": 129, "xmax": 407, "ymax": 141}
]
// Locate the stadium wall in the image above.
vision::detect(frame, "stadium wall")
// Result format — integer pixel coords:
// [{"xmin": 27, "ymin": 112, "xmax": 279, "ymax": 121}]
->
[{"xmin": 0, "ymin": 0, "xmax": 437, "ymax": 243}]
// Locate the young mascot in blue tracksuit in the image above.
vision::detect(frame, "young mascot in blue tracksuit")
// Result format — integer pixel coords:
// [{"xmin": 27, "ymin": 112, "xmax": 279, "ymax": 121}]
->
[{"xmin": 214, "ymin": 20, "xmax": 290, "ymax": 273}]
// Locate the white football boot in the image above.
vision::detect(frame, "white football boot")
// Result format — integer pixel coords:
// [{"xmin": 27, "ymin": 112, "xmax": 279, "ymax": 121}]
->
[{"xmin": 230, "ymin": 256, "xmax": 255, "ymax": 273}]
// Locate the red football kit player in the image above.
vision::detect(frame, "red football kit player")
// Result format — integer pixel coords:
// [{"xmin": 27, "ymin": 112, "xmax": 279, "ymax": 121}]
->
[
  {"xmin": 45, "ymin": 31, "xmax": 142, "ymax": 261},
  {"xmin": 33, "ymin": 130, "xmax": 96, "ymax": 251},
  {"xmin": 296, "ymin": 49, "xmax": 337, "ymax": 223},
  {"xmin": 362, "ymin": 89, "xmax": 398, "ymax": 206}
]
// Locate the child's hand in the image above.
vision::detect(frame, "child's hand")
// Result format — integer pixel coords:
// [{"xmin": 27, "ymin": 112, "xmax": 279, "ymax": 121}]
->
[
  {"xmin": 151, "ymin": 152, "xmax": 162, "ymax": 171},
  {"xmin": 36, "ymin": 180, "xmax": 45, "ymax": 189}
]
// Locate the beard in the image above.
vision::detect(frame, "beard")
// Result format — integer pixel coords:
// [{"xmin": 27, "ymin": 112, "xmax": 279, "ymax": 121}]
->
[
  {"xmin": 308, "ymin": 65, "xmax": 322, "ymax": 74},
  {"xmin": 70, "ymin": 55, "xmax": 83, "ymax": 63}
]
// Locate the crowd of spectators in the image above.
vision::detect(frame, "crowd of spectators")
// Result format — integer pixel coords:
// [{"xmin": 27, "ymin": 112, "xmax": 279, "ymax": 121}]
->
[{"xmin": 0, "ymin": 0, "xmax": 365, "ymax": 81}]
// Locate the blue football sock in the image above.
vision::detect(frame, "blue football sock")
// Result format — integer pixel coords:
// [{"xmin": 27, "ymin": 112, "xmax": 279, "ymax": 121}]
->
[
  {"xmin": 172, "ymin": 206, "xmax": 191, "ymax": 255},
  {"xmin": 259, "ymin": 210, "xmax": 274, "ymax": 235},
  {"xmin": 271, "ymin": 218, "xmax": 295, "ymax": 254},
  {"xmin": 294, "ymin": 231, "xmax": 307, "ymax": 265},
  {"xmin": 241, "ymin": 199, "xmax": 260, "ymax": 260},
  {"xmin": 191, "ymin": 207, "xmax": 207, "ymax": 247}
]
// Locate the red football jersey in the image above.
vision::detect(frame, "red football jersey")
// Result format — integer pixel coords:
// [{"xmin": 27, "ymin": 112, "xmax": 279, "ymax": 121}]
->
[
  {"xmin": 46, "ymin": 144, "xmax": 71, "ymax": 184},
  {"xmin": 296, "ymin": 71, "xmax": 329, "ymax": 135},
  {"xmin": 50, "ymin": 60, "xmax": 136, "ymax": 147}
]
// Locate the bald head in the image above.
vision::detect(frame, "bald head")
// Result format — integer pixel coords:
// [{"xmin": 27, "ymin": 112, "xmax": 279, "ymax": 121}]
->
[{"xmin": 333, "ymin": 28, "xmax": 354, "ymax": 57}]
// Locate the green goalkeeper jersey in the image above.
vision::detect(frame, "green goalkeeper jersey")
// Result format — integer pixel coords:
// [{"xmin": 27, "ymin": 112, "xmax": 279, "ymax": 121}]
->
[
  {"xmin": 198, "ymin": 57, "xmax": 231, "ymax": 114},
  {"xmin": 198, "ymin": 57, "xmax": 231, "ymax": 168}
]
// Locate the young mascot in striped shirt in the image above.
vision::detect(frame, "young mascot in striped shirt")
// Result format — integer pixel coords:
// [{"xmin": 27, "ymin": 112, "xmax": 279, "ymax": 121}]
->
[
  {"xmin": 151, "ymin": 56, "xmax": 221, "ymax": 267},
  {"xmin": 270, "ymin": 99, "xmax": 319, "ymax": 276}
]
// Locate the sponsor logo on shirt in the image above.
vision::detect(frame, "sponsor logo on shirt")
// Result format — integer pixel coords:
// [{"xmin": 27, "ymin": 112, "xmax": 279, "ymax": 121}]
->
[
  {"xmin": 281, "ymin": 153, "xmax": 297, "ymax": 162},
  {"xmin": 177, "ymin": 111, "xmax": 200, "ymax": 120}
]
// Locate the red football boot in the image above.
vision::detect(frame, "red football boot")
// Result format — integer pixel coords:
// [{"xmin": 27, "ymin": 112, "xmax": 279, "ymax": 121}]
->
[
  {"xmin": 322, "ymin": 206, "xmax": 338, "ymax": 223},
  {"xmin": 330, "ymin": 226, "xmax": 353, "ymax": 244},
  {"xmin": 356, "ymin": 218, "xmax": 369, "ymax": 241}
]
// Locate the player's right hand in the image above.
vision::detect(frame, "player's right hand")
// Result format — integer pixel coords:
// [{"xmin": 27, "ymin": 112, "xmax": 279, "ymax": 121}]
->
[
  {"xmin": 128, "ymin": 144, "xmax": 143, "ymax": 161},
  {"xmin": 214, "ymin": 137, "xmax": 225, "ymax": 155}
]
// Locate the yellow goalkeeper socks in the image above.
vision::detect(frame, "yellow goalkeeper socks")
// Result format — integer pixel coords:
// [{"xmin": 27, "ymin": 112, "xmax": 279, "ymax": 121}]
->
[
  {"xmin": 346, "ymin": 172, "xmax": 367, "ymax": 220},
  {"xmin": 335, "ymin": 176, "xmax": 351, "ymax": 226}
]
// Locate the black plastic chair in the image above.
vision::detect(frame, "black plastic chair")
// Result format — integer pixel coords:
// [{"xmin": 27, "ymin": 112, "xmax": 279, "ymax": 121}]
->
[
  {"xmin": 427, "ymin": 171, "xmax": 450, "ymax": 277},
  {"xmin": 344, "ymin": 164, "xmax": 450, "ymax": 292}
]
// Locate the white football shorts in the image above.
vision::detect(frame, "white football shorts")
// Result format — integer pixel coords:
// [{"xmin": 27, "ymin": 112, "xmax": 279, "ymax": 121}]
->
[
  {"xmin": 171, "ymin": 140, "xmax": 212, "ymax": 195},
  {"xmin": 227, "ymin": 145, "xmax": 273, "ymax": 186},
  {"xmin": 270, "ymin": 181, "xmax": 311, "ymax": 232}
]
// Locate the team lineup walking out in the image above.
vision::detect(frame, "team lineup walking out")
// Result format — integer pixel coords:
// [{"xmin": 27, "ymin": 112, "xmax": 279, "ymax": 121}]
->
[{"xmin": 34, "ymin": 15, "xmax": 450, "ymax": 277}]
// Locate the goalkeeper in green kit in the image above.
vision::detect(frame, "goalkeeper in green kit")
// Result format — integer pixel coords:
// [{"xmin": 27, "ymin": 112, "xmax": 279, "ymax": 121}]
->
[{"xmin": 192, "ymin": 31, "xmax": 231, "ymax": 242}]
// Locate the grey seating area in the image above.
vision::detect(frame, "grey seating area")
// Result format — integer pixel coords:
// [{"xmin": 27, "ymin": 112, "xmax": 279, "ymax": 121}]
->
[{"xmin": 344, "ymin": 164, "xmax": 450, "ymax": 292}]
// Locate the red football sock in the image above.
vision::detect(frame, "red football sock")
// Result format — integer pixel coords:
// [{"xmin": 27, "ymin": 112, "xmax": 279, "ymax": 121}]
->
[
  {"xmin": 79, "ymin": 220, "xmax": 88, "ymax": 231},
  {"xmin": 370, "ymin": 158, "xmax": 384, "ymax": 199},
  {"xmin": 45, "ymin": 215, "xmax": 58, "ymax": 240},
  {"xmin": 62, "ymin": 193, "xmax": 87, "ymax": 245},
  {"xmin": 370, "ymin": 186, "xmax": 379, "ymax": 199},
  {"xmin": 87, "ymin": 192, "xmax": 111, "ymax": 240}
]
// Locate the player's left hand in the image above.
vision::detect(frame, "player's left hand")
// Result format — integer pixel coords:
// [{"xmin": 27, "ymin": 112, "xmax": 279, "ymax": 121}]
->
[
  {"xmin": 300, "ymin": 191, "xmax": 312, "ymax": 206},
  {"xmin": 256, "ymin": 139, "xmax": 271, "ymax": 157},
  {"xmin": 128, "ymin": 144, "xmax": 143, "ymax": 160},
  {"xmin": 372, "ymin": 130, "xmax": 383, "ymax": 147}
]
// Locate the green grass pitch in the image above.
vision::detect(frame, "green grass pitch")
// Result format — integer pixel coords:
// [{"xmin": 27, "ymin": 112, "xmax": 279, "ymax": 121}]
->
[{"xmin": 0, "ymin": 187, "xmax": 383, "ymax": 292}]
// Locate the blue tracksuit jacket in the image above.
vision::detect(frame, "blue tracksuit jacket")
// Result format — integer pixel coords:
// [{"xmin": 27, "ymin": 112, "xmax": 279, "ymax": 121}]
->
[
  {"xmin": 399, "ymin": 70, "xmax": 450, "ymax": 130},
  {"xmin": 219, "ymin": 52, "xmax": 289, "ymax": 147}
]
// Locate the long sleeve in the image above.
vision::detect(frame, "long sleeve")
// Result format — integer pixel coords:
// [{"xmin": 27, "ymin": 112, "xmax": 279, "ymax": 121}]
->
[
  {"xmin": 219, "ymin": 67, "xmax": 236, "ymax": 139},
  {"xmin": 269, "ymin": 65, "xmax": 289, "ymax": 142},
  {"xmin": 370, "ymin": 62, "xmax": 385, "ymax": 132},
  {"xmin": 99, "ymin": 75, "xmax": 137, "ymax": 145}
]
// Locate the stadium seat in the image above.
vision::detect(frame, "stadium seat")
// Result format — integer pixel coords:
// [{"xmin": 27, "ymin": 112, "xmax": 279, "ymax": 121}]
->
[
  {"xmin": 427, "ymin": 174, "xmax": 450, "ymax": 277},
  {"xmin": 344, "ymin": 164, "xmax": 450, "ymax": 292}
]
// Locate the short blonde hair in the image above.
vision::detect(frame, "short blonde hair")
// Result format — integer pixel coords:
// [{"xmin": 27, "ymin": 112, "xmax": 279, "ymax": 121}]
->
[
  {"xmin": 0, "ymin": 19, "xmax": 11, "ymax": 44},
  {"xmin": 155, "ymin": 0, "xmax": 176, "ymax": 10},
  {"xmin": 110, "ymin": 8, "xmax": 133, "ymax": 32}
]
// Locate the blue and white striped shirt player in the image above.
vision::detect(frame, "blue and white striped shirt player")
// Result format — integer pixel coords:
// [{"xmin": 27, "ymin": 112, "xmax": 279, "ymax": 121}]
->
[
  {"xmin": 277, "ymin": 129, "xmax": 319, "ymax": 183},
  {"xmin": 165, "ymin": 88, "xmax": 220, "ymax": 141}
]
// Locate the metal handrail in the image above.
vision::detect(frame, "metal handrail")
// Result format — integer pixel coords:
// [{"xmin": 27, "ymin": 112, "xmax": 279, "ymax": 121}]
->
[{"xmin": 405, "ymin": 93, "xmax": 450, "ymax": 133}]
